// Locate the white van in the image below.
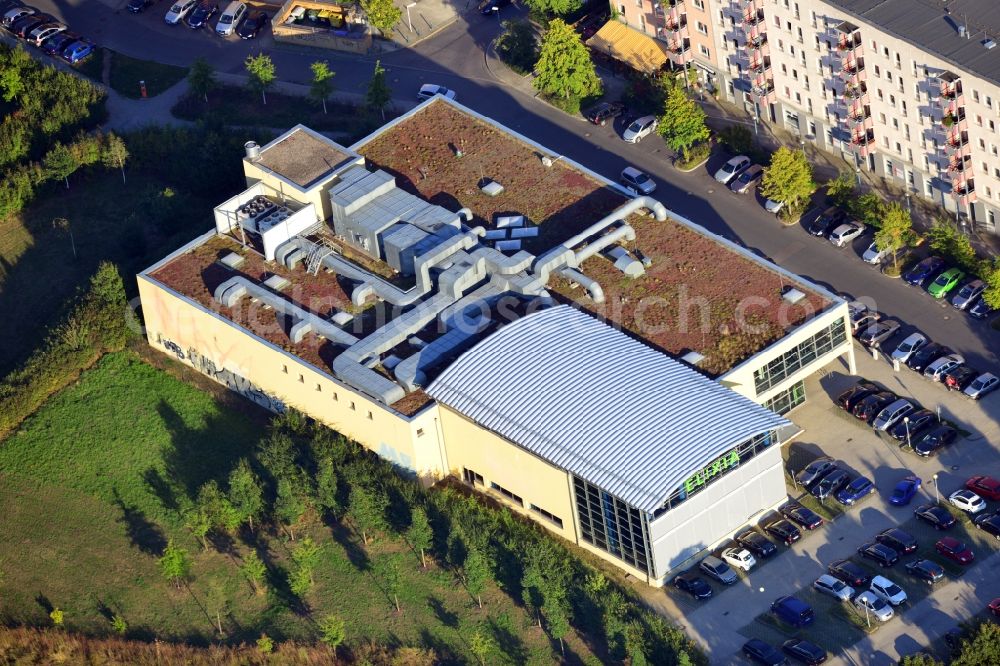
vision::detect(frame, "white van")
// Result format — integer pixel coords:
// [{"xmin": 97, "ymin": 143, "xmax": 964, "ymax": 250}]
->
[{"xmin": 216, "ymin": 1, "xmax": 246, "ymax": 36}]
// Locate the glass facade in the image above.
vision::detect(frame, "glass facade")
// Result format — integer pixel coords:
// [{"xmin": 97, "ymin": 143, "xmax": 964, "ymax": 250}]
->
[
  {"xmin": 573, "ymin": 477, "xmax": 652, "ymax": 576},
  {"xmin": 763, "ymin": 380, "xmax": 806, "ymax": 415},
  {"xmin": 753, "ymin": 320, "xmax": 848, "ymax": 394}
]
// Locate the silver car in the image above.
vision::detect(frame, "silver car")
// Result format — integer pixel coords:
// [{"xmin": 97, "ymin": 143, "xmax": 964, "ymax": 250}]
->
[
  {"xmin": 862, "ymin": 240, "xmax": 888, "ymax": 264},
  {"xmin": 621, "ymin": 115, "xmax": 658, "ymax": 143},
  {"xmin": 714, "ymin": 155, "xmax": 751, "ymax": 184},
  {"xmin": 924, "ymin": 353, "xmax": 964, "ymax": 381},
  {"xmin": 699, "ymin": 555, "xmax": 739, "ymax": 584},
  {"xmin": 873, "ymin": 398, "xmax": 915, "ymax": 431},
  {"xmin": 854, "ymin": 590, "xmax": 894, "ymax": 621},
  {"xmin": 964, "ymin": 372, "xmax": 999, "ymax": 400},
  {"xmin": 891, "ymin": 332, "xmax": 926, "ymax": 363},
  {"xmin": 951, "ymin": 279, "xmax": 985, "ymax": 310},
  {"xmin": 829, "ymin": 222, "xmax": 865, "ymax": 247},
  {"xmin": 813, "ymin": 574, "xmax": 854, "ymax": 601},
  {"xmin": 620, "ymin": 166, "xmax": 656, "ymax": 195}
]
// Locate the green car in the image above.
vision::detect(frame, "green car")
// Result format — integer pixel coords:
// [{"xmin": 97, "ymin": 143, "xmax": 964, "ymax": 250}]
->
[{"xmin": 928, "ymin": 267, "xmax": 965, "ymax": 298}]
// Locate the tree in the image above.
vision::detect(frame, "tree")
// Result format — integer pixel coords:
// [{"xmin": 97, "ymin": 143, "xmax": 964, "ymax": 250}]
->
[
  {"xmin": 205, "ymin": 579, "xmax": 230, "ymax": 637},
  {"xmin": 497, "ymin": 20, "xmax": 539, "ymax": 75},
  {"xmin": 717, "ymin": 124, "xmax": 753, "ymax": 156},
  {"xmin": 624, "ymin": 620, "xmax": 649, "ymax": 666},
  {"xmin": 309, "ymin": 61, "xmax": 336, "ymax": 114},
  {"xmin": 361, "ymin": 0, "xmax": 401, "ymax": 36},
  {"xmin": 245, "ymin": 54, "xmax": 276, "ymax": 105},
  {"xmin": 825, "ymin": 171, "xmax": 855, "ymax": 208},
  {"xmin": 544, "ymin": 594, "xmax": 572, "ymax": 655},
  {"xmin": 849, "ymin": 192, "xmax": 885, "ymax": 229},
  {"xmin": 111, "ymin": 615, "xmax": 127, "ymax": 634},
  {"xmin": 406, "ymin": 506, "xmax": 433, "ymax": 568},
  {"xmin": 0, "ymin": 63, "xmax": 23, "ymax": 102},
  {"xmin": 184, "ymin": 504, "xmax": 212, "ymax": 551},
  {"xmin": 523, "ymin": 0, "xmax": 582, "ymax": 16},
  {"xmin": 228, "ymin": 459, "xmax": 264, "ymax": 532},
  {"xmin": 898, "ymin": 655, "xmax": 943, "ymax": 666},
  {"xmin": 534, "ymin": 20, "xmax": 602, "ymax": 106},
  {"xmin": 159, "ymin": 540, "xmax": 191, "ymax": 588},
  {"xmin": 349, "ymin": 485, "xmax": 387, "ymax": 545},
  {"xmin": 197, "ymin": 480, "xmax": 242, "ymax": 535},
  {"xmin": 658, "ymin": 83, "xmax": 710, "ymax": 159},
  {"xmin": 366, "ymin": 60, "xmax": 391, "ymax": 121},
  {"xmin": 188, "ymin": 57, "xmax": 216, "ymax": 103},
  {"xmin": 49, "ymin": 609, "xmax": 64, "ymax": 627},
  {"xmin": 463, "ymin": 546, "xmax": 489, "ymax": 609},
  {"xmin": 318, "ymin": 614, "xmax": 346, "ymax": 651},
  {"xmin": 759, "ymin": 146, "xmax": 815, "ymax": 213},
  {"xmin": 981, "ymin": 257, "xmax": 1000, "ymax": 309},
  {"xmin": 375, "ymin": 553, "xmax": 403, "ymax": 612},
  {"xmin": 43, "ymin": 142, "xmax": 78, "ymax": 189},
  {"xmin": 468, "ymin": 626, "xmax": 496, "ymax": 666},
  {"xmin": 927, "ymin": 219, "xmax": 979, "ymax": 272},
  {"xmin": 952, "ymin": 621, "xmax": 1000, "ymax": 666},
  {"xmin": 313, "ymin": 457, "xmax": 341, "ymax": 520},
  {"xmin": 291, "ymin": 537, "xmax": 321, "ymax": 586},
  {"xmin": 240, "ymin": 550, "xmax": 268, "ymax": 595},
  {"xmin": 257, "ymin": 633, "xmax": 275, "ymax": 654},
  {"xmin": 274, "ymin": 477, "xmax": 306, "ymax": 541},
  {"xmin": 874, "ymin": 202, "xmax": 915, "ymax": 273},
  {"xmin": 288, "ymin": 563, "xmax": 313, "ymax": 597},
  {"xmin": 101, "ymin": 133, "xmax": 129, "ymax": 185}
]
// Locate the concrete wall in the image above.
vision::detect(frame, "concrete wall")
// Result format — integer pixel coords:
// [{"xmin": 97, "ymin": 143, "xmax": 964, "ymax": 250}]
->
[{"xmin": 243, "ymin": 158, "xmax": 348, "ymax": 224}]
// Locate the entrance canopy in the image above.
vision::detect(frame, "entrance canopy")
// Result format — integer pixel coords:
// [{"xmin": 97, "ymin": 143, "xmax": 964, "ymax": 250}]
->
[{"xmin": 586, "ymin": 20, "xmax": 670, "ymax": 75}]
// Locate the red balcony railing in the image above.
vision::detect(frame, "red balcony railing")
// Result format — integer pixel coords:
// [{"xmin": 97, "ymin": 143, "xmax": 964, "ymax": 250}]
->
[{"xmin": 744, "ymin": 8, "xmax": 764, "ymax": 26}]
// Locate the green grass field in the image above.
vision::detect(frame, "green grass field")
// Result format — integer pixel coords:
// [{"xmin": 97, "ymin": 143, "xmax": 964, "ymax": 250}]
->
[{"xmin": 0, "ymin": 352, "xmax": 600, "ymax": 663}]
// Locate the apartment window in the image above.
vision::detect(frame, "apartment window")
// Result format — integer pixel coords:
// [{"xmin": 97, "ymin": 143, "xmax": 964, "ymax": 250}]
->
[
  {"xmin": 898, "ymin": 79, "xmax": 904, "ymax": 93},
  {"xmin": 816, "ymin": 57, "xmax": 823, "ymax": 74},
  {"xmin": 883, "ymin": 46, "xmax": 889, "ymax": 58},
  {"xmin": 871, "ymin": 40, "xmax": 877, "ymax": 50},
  {"xmin": 908, "ymin": 148, "xmax": 913, "ymax": 163},
  {"xmin": 810, "ymin": 10, "xmax": 817, "ymax": 28},
  {"xmin": 901, "ymin": 100, "xmax": 907, "ymax": 115},
  {"xmin": 883, "ymin": 136, "xmax": 890, "ymax": 149},
  {"xmin": 981, "ymin": 138, "xmax": 987, "ymax": 150},
  {"xmin": 718, "ymin": 9, "xmax": 725, "ymax": 25},
  {"xmin": 892, "ymin": 118, "xmax": 899, "ymax": 129},
  {"xmin": 991, "ymin": 211, "xmax": 998, "ymax": 226},
  {"xmin": 973, "ymin": 90, "xmax": 981, "ymax": 103},
  {"xmin": 794, "ymin": 2, "xmax": 799, "ymax": 19},
  {"xmin": 991, "ymin": 120, "xmax": 997, "ymax": 132},
  {"xmin": 814, "ymin": 35, "xmax": 821, "ymax": 51},
  {"xmin": 808, "ymin": 120, "xmax": 816, "ymax": 136},
  {"xmin": 877, "ymin": 89, "xmax": 884, "ymax": 101},
  {"xmin": 298, "ymin": 374, "xmax": 304, "ymax": 383},
  {"xmin": 753, "ymin": 321, "xmax": 847, "ymax": 392},
  {"xmin": 795, "ymin": 92, "xmax": 801, "ymax": 103},
  {"xmin": 895, "ymin": 142, "xmax": 902, "ymax": 154},
  {"xmin": 774, "ymin": 15, "xmax": 780, "ymax": 27},
  {"xmin": 350, "ymin": 401, "xmax": 356, "ymax": 410},
  {"xmin": 786, "ymin": 20, "xmax": 791, "ymax": 31},
  {"xmin": 874, "ymin": 65, "xmax": 881, "ymax": 78},
  {"xmin": 416, "ymin": 428, "xmax": 425, "ymax": 437},
  {"xmin": 282, "ymin": 364, "xmax": 288, "ymax": 373},
  {"xmin": 721, "ymin": 36, "xmax": 728, "ymax": 51},
  {"xmin": 699, "ymin": 45, "xmax": 710, "ymax": 57},
  {"xmin": 895, "ymin": 53, "xmax": 901, "ymax": 69},
  {"xmin": 332, "ymin": 392, "xmax": 338, "ymax": 401},
  {"xmin": 987, "ymin": 187, "xmax": 994, "ymax": 199},
  {"xmin": 696, "ymin": 21, "xmax": 708, "ymax": 35},
  {"xmin": 924, "ymin": 178, "xmax": 933, "ymax": 196},
  {"xmin": 366, "ymin": 411, "xmax": 373, "ymax": 420},
  {"xmin": 692, "ymin": 0, "xmax": 704, "ymax": 8},
  {"xmin": 804, "ymin": 75, "xmax": 810, "ymax": 91},
  {"xmin": 886, "ymin": 71, "xmax": 893, "ymax": 82},
  {"xmin": 988, "ymin": 96, "xmax": 994, "ymax": 109},
  {"xmin": 797, "ymin": 27, "xmax": 803, "ymax": 42},
  {"xmin": 315, "ymin": 383, "xmax": 322, "ymax": 392},
  {"xmin": 639, "ymin": 15, "xmax": 645, "ymax": 32},
  {"xmin": 807, "ymin": 98, "xmax": 813, "ymax": 113},
  {"xmin": 994, "ymin": 168, "xmax": 1000, "ymax": 179},
  {"xmin": 490, "ymin": 481, "xmax": 524, "ymax": 507},
  {"xmin": 790, "ymin": 44, "xmax": 796, "ymax": 56},
  {"xmin": 879, "ymin": 112, "xmax": 887, "ymax": 125},
  {"xmin": 785, "ymin": 86, "xmax": 791, "ymax": 98},
  {"xmin": 907, "ymin": 170, "xmax": 915, "ymax": 187},
  {"xmin": 993, "ymin": 144, "xmax": 999, "ymax": 156},
  {"xmin": 983, "ymin": 161, "xmax": 989, "ymax": 174},
  {"xmin": 911, "ymin": 60, "xmax": 918, "ymax": 76},
  {"xmin": 886, "ymin": 159, "xmax": 895, "ymax": 176},
  {"xmin": 529, "ymin": 504, "xmax": 564, "ymax": 529},
  {"xmin": 890, "ymin": 94, "xmax": 896, "ymax": 107},
  {"xmin": 977, "ymin": 115, "xmax": 984, "ymax": 126},
  {"xmin": 778, "ymin": 39, "xmax": 784, "ymax": 52},
  {"xmin": 791, "ymin": 68, "xmax": 797, "ymax": 79},
  {"xmin": 463, "ymin": 468, "xmax": 484, "ymax": 486},
  {"xmin": 904, "ymin": 124, "xmax": 910, "ymax": 140}
]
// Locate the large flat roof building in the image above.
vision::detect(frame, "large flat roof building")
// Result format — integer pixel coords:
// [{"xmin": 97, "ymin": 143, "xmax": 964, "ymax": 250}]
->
[{"xmin": 138, "ymin": 98, "xmax": 854, "ymax": 583}]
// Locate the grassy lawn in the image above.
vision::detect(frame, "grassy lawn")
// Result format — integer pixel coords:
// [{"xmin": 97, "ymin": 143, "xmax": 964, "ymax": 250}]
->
[
  {"xmin": 110, "ymin": 53, "xmax": 188, "ymax": 99},
  {"xmin": 71, "ymin": 46, "xmax": 105, "ymax": 84},
  {"xmin": 0, "ymin": 351, "xmax": 600, "ymax": 662}
]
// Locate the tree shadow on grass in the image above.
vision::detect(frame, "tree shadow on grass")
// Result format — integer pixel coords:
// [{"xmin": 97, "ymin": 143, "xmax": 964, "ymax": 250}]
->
[
  {"xmin": 34, "ymin": 594, "xmax": 52, "ymax": 615},
  {"xmin": 488, "ymin": 612, "xmax": 530, "ymax": 665},
  {"xmin": 418, "ymin": 628, "xmax": 461, "ymax": 665},
  {"xmin": 329, "ymin": 521, "xmax": 370, "ymax": 572},
  {"xmin": 142, "ymin": 467, "xmax": 180, "ymax": 514},
  {"xmin": 427, "ymin": 595, "xmax": 459, "ymax": 628},
  {"xmin": 112, "ymin": 487, "xmax": 167, "ymax": 556}
]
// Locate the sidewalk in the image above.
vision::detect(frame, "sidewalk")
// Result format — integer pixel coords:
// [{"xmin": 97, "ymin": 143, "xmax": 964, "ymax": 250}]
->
[{"xmin": 387, "ymin": 0, "xmax": 470, "ymax": 48}]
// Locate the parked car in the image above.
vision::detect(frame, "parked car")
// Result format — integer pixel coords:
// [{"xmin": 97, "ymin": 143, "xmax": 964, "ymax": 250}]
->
[
  {"xmin": 11, "ymin": 12, "xmax": 53, "ymax": 37},
  {"xmin": 765, "ymin": 519, "xmax": 801, "ymax": 545},
  {"xmin": 795, "ymin": 457, "xmax": 836, "ymax": 488},
  {"xmin": 743, "ymin": 638, "xmax": 789, "ymax": 666},
  {"xmin": 185, "ymin": 0, "xmax": 217, "ymax": 27},
  {"xmin": 836, "ymin": 475, "xmax": 875, "ymax": 505},
  {"xmin": 781, "ymin": 503, "xmax": 824, "ymax": 529},
  {"xmin": 417, "ymin": 83, "xmax": 456, "ymax": 101},
  {"xmin": 828, "ymin": 559, "xmax": 870, "ymax": 587},
  {"xmin": 764, "ymin": 198, "xmax": 785, "ymax": 214},
  {"xmin": 164, "ymin": 0, "xmax": 196, "ymax": 24},
  {"xmin": 781, "ymin": 638, "xmax": 827, "ymax": 665},
  {"xmin": 891, "ymin": 333, "xmax": 927, "ymax": 363},
  {"xmin": 737, "ymin": 529, "xmax": 778, "ymax": 558},
  {"xmin": 672, "ymin": 572, "xmax": 713, "ymax": 599},
  {"xmin": 935, "ymin": 536, "xmax": 974, "ymax": 564},
  {"xmin": 477, "ymin": 0, "xmax": 511, "ymax": 14},
  {"xmin": 944, "ymin": 365, "xmax": 979, "ymax": 391},
  {"xmin": 813, "ymin": 574, "xmax": 854, "ymax": 601},
  {"xmin": 989, "ymin": 599, "xmax": 1000, "ymax": 617},
  {"xmin": 721, "ymin": 547, "xmax": 757, "ymax": 572},
  {"xmin": 870, "ymin": 575, "xmax": 907, "ymax": 606},
  {"xmin": 857, "ymin": 320, "xmax": 900, "ymax": 347},
  {"xmin": 847, "ymin": 299, "xmax": 876, "ymax": 327},
  {"xmin": 974, "ymin": 511, "xmax": 1000, "ymax": 540},
  {"xmin": 877, "ymin": 528, "xmax": 918, "ymax": 554},
  {"xmin": 620, "ymin": 166, "xmax": 656, "ymax": 195},
  {"xmin": 928, "ymin": 267, "xmax": 966, "ymax": 298},
  {"xmin": 215, "ymin": 0, "xmax": 246, "ymax": 35},
  {"xmin": 61, "ymin": 40, "xmax": 94, "ymax": 64},
  {"xmin": 851, "ymin": 312, "xmax": 881, "ymax": 337},
  {"xmin": 584, "ymin": 101, "xmax": 625, "ymax": 126},
  {"xmin": 949, "ymin": 489, "xmax": 987, "ymax": 514},
  {"xmin": 924, "ymin": 353, "xmax": 964, "ymax": 381},
  {"xmin": 770, "ymin": 596, "xmax": 814, "ymax": 628},
  {"xmin": 889, "ymin": 476, "xmax": 922, "ymax": 505},
  {"xmin": 127, "ymin": 0, "xmax": 157, "ymax": 12},
  {"xmin": 952, "ymin": 279, "xmax": 985, "ymax": 310},
  {"xmin": 858, "ymin": 541, "xmax": 899, "ymax": 567},
  {"xmin": 2, "ymin": 5, "xmax": 34, "ymax": 27},
  {"xmin": 237, "ymin": 10, "xmax": 269, "ymax": 38},
  {"xmin": 808, "ymin": 208, "xmax": 846, "ymax": 237},
  {"xmin": 730, "ymin": 164, "xmax": 763, "ymax": 193},
  {"xmin": 699, "ymin": 555, "xmax": 738, "ymax": 584},
  {"xmin": 888, "ymin": 410, "xmax": 935, "ymax": 443},
  {"xmin": 966, "ymin": 476, "xmax": 1000, "ymax": 501},
  {"xmin": 862, "ymin": 240, "xmax": 889, "ymax": 264},
  {"xmin": 913, "ymin": 425, "xmax": 958, "ymax": 456},
  {"xmin": 904, "ymin": 558, "xmax": 945, "ymax": 584},
  {"xmin": 713, "ymin": 155, "xmax": 751, "ymax": 184},
  {"xmin": 914, "ymin": 503, "xmax": 956, "ymax": 529},
  {"xmin": 28, "ymin": 22, "xmax": 65, "ymax": 46},
  {"xmin": 41, "ymin": 30, "xmax": 79, "ymax": 55},
  {"xmin": 829, "ymin": 222, "xmax": 864, "ymax": 247},
  {"xmin": 969, "ymin": 296, "xmax": 996, "ymax": 320},
  {"xmin": 837, "ymin": 382, "xmax": 879, "ymax": 411},
  {"xmin": 965, "ymin": 372, "xmax": 999, "ymax": 400},
  {"xmin": 621, "ymin": 115, "xmax": 657, "ymax": 143},
  {"xmin": 853, "ymin": 391, "xmax": 896, "ymax": 422},
  {"xmin": 854, "ymin": 590, "xmax": 894, "ymax": 621},
  {"xmin": 903, "ymin": 256, "xmax": 946, "ymax": 286},
  {"xmin": 907, "ymin": 342, "xmax": 952, "ymax": 372},
  {"xmin": 810, "ymin": 469, "xmax": 850, "ymax": 501},
  {"xmin": 872, "ymin": 398, "xmax": 915, "ymax": 431}
]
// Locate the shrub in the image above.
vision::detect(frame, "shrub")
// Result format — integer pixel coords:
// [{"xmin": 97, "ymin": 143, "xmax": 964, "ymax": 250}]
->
[
  {"xmin": 675, "ymin": 142, "xmax": 711, "ymax": 170},
  {"xmin": 496, "ymin": 20, "xmax": 538, "ymax": 76},
  {"xmin": 717, "ymin": 125, "xmax": 753, "ymax": 156}
]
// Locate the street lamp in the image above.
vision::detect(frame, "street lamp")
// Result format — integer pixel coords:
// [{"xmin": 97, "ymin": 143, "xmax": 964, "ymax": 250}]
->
[
  {"xmin": 903, "ymin": 416, "xmax": 911, "ymax": 449},
  {"xmin": 933, "ymin": 473, "xmax": 940, "ymax": 504},
  {"xmin": 405, "ymin": 1, "xmax": 417, "ymax": 34}
]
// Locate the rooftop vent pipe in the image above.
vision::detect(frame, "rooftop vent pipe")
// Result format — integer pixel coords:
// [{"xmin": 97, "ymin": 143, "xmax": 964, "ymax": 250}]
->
[{"xmin": 244, "ymin": 141, "xmax": 261, "ymax": 161}]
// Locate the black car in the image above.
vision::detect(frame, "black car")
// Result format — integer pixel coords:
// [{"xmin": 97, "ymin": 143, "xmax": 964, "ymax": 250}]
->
[
  {"xmin": 974, "ymin": 511, "xmax": 1000, "ymax": 540},
  {"xmin": 887, "ymin": 408, "xmax": 936, "ymax": 442},
  {"xmin": 807, "ymin": 209, "xmax": 845, "ymax": 238},
  {"xmin": 237, "ymin": 10, "xmax": 269, "ymax": 38},
  {"xmin": 913, "ymin": 425, "xmax": 958, "ymax": 457},
  {"xmin": 905, "ymin": 558, "xmax": 945, "ymax": 584},
  {"xmin": 765, "ymin": 519, "xmax": 801, "ymax": 545},
  {"xmin": 185, "ymin": 1, "xmax": 217, "ymax": 28},
  {"xmin": 811, "ymin": 468, "xmax": 849, "ymax": 501},
  {"xmin": 943, "ymin": 365, "xmax": 978, "ymax": 391},
  {"xmin": 876, "ymin": 528, "xmax": 918, "ymax": 554},
  {"xmin": 782, "ymin": 638, "xmax": 828, "ymax": 665},
  {"xmin": 737, "ymin": 529, "xmax": 778, "ymax": 558},
  {"xmin": 836, "ymin": 381, "xmax": 879, "ymax": 411},
  {"xmin": 10, "ymin": 12, "xmax": 52, "ymax": 37},
  {"xmin": 40, "ymin": 30, "xmax": 78, "ymax": 55},
  {"xmin": 781, "ymin": 504, "xmax": 824, "ymax": 530},
  {"xmin": 914, "ymin": 504, "xmax": 956, "ymax": 530},
  {"xmin": 858, "ymin": 541, "xmax": 899, "ymax": 567},
  {"xmin": 828, "ymin": 559, "xmax": 870, "ymax": 587},
  {"xmin": 672, "ymin": 572, "xmax": 713, "ymax": 600},
  {"xmin": 903, "ymin": 255, "xmax": 946, "ymax": 286},
  {"xmin": 794, "ymin": 455, "xmax": 836, "ymax": 488},
  {"xmin": 907, "ymin": 343, "xmax": 952, "ymax": 372},
  {"xmin": 478, "ymin": 0, "xmax": 511, "ymax": 14},
  {"xmin": 127, "ymin": 0, "xmax": 156, "ymax": 12},
  {"xmin": 852, "ymin": 391, "xmax": 896, "ymax": 422},
  {"xmin": 969, "ymin": 296, "xmax": 996, "ymax": 320},
  {"xmin": 743, "ymin": 638, "xmax": 789, "ymax": 666},
  {"xmin": 584, "ymin": 101, "xmax": 626, "ymax": 126}
]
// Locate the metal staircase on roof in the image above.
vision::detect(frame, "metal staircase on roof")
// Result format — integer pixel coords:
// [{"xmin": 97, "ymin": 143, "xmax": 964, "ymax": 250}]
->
[{"xmin": 306, "ymin": 231, "xmax": 338, "ymax": 275}]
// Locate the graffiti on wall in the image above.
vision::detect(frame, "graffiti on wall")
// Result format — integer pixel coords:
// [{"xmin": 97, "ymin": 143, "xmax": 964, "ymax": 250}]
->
[{"xmin": 157, "ymin": 334, "xmax": 285, "ymax": 413}]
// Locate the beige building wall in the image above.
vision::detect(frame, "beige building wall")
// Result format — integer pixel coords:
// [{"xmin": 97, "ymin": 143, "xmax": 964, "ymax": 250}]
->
[
  {"xmin": 242, "ymin": 156, "xmax": 356, "ymax": 223},
  {"xmin": 617, "ymin": 0, "xmax": 723, "ymax": 86}
]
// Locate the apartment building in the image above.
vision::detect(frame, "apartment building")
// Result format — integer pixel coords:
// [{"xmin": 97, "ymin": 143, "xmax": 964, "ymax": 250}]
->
[{"xmin": 617, "ymin": 0, "xmax": 1000, "ymax": 233}]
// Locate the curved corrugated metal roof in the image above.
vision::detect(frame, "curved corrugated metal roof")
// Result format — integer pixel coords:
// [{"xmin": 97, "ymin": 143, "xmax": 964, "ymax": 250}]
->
[{"xmin": 427, "ymin": 305, "xmax": 789, "ymax": 513}]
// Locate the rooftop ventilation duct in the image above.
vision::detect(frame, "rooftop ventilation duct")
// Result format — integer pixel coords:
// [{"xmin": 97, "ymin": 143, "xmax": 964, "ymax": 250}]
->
[
  {"xmin": 782, "ymin": 287, "xmax": 806, "ymax": 304},
  {"xmin": 244, "ymin": 141, "xmax": 261, "ymax": 161}
]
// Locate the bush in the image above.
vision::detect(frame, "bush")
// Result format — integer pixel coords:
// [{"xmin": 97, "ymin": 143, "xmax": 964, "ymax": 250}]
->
[
  {"xmin": 496, "ymin": 20, "xmax": 538, "ymax": 75},
  {"xmin": 717, "ymin": 125, "xmax": 753, "ymax": 156},
  {"xmin": 675, "ymin": 142, "xmax": 711, "ymax": 170},
  {"xmin": 544, "ymin": 93, "xmax": 582, "ymax": 115}
]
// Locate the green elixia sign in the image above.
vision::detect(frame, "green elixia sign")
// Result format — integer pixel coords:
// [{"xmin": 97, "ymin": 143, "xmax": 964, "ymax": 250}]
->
[{"xmin": 683, "ymin": 449, "xmax": 741, "ymax": 494}]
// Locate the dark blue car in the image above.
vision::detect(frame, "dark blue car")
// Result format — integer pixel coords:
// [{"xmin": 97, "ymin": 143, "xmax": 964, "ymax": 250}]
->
[
  {"xmin": 903, "ymin": 256, "xmax": 946, "ymax": 286},
  {"xmin": 771, "ymin": 595, "xmax": 815, "ymax": 627},
  {"xmin": 743, "ymin": 638, "xmax": 789, "ymax": 665},
  {"xmin": 890, "ymin": 476, "xmax": 921, "ymax": 506},
  {"xmin": 836, "ymin": 475, "xmax": 875, "ymax": 505}
]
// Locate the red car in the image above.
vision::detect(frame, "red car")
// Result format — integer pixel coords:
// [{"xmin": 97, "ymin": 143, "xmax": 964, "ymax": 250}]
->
[
  {"xmin": 967, "ymin": 476, "xmax": 1000, "ymax": 501},
  {"xmin": 989, "ymin": 598, "xmax": 1000, "ymax": 617},
  {"xmin": 936, "ymin": 537, "xmax": 975, "ymax": 565}
]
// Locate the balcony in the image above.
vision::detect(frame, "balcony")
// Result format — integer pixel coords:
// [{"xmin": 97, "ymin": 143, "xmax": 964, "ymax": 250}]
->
[
  {"xmin": 670, "ymin": 39, "xmax": 691, "ymax": 55},
  {"xmin": 666, "ymin": 12, "xmax": 687, "ymax": 31},
  {"xmin": 844, "ymin": 81, "xmax": 868, "ymax": 100},
  {"xmin": 749, "ymin": 57, "xmax": 771, "ymax": 73},
  {"xmin": 952, "ymin": 181, "xmax": 976, "ymax": 205},
  {"xmin": 948, "ymin": 156, "xmax": 972, "ymax": 174},
  {"xmin": 744, "ymin": 8, "xmax": 764, "ymax": 26},
  {"xmin": 848, "ymin": 105, "xmax": 871, "ymax": 123},
  {"xmin": 940, "ymin": 80, "xmax": 963, "ymax": 100},
  {"xmin": 747, "ymin": 31, "xmax": 768, "ymax": 49},
  {"xmin": 946, "ymin": 130, "xmax": 970, "ymax": 150},
  {"xmin": 837, "ymin": 34, "xmax": 862, "ymax": 53},
  {"xmin": 842, "ymin": 57, "xmax": 864, "ymax": 75}
]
